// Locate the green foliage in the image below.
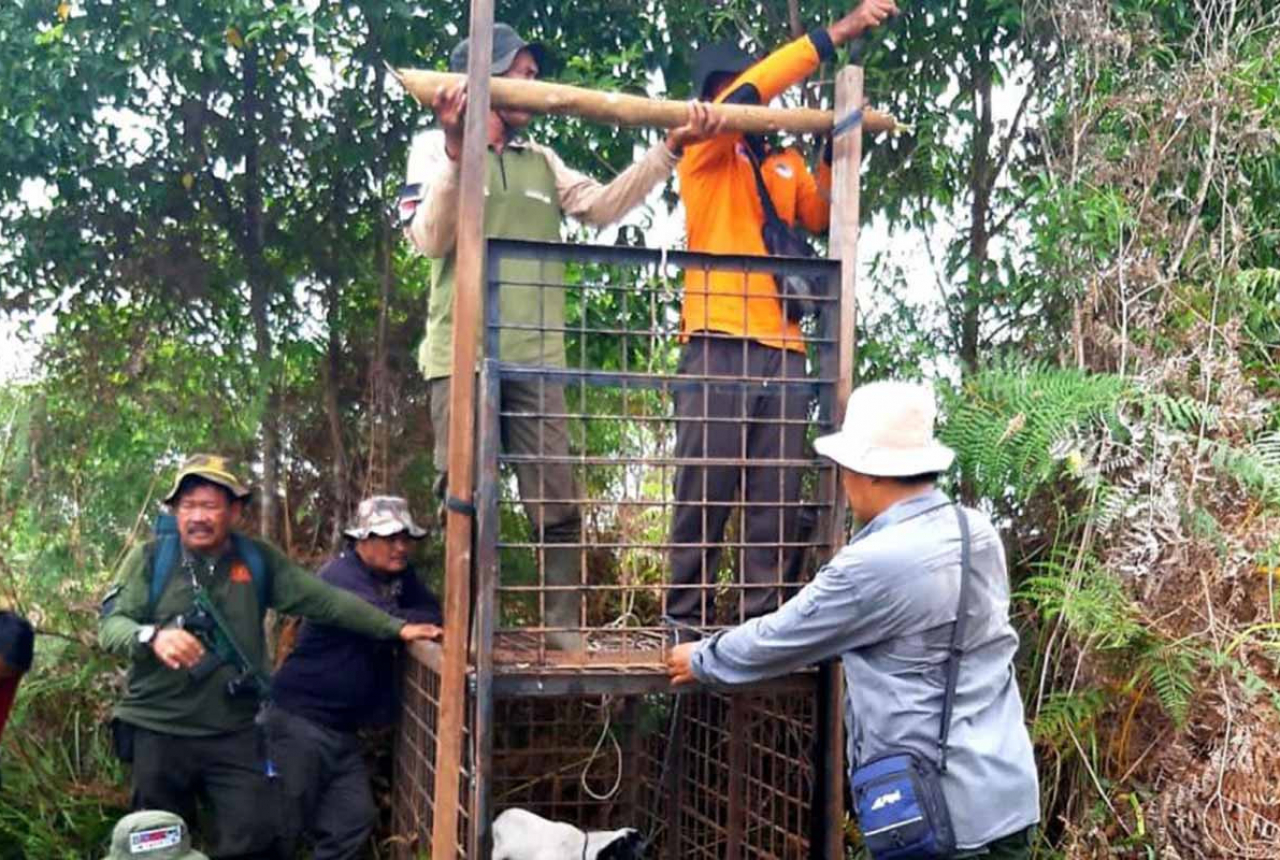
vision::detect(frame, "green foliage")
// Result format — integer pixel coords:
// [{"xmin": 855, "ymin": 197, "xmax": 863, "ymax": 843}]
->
[
  {"xmin": 940, "ymin": 367, "xmax": 1130, "ymax": 503},
  {"xmin": 1135, "ymin": 642, "xmax": 1198, "ymax": 728},
  {"xmin": 1032, "ymin": 689, "xmax": 1108, "ymax": 748}
]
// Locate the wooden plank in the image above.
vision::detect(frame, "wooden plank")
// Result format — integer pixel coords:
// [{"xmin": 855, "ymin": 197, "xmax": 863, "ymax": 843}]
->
[
  {"xmin": 396, "ymin": 69, "xmax": 899, "ymax": 136},
  {"xmin": 431, "ymin": 2, "xmax": 494, "ymax": 857},
  {"xmin": 820, "ymin": 64, "xmax": 864, "ymax": 860}
]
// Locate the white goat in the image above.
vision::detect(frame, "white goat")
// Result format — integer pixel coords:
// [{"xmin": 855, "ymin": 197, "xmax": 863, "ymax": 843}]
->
[{"xmin": 491, "ymin": 808, "xmax": 643, "ymax": 860}]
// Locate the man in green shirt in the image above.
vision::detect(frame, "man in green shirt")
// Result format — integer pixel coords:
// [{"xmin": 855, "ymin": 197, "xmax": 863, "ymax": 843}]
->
[
  {"xmin": 402, "ymin": 24, "xmax": 720, "ymax": 650},
  {"xmin": 99, "ymin": 454, "xmax": 439, "ymax": 859}
]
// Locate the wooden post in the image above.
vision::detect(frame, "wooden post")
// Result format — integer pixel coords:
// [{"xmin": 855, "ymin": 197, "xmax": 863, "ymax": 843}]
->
[
  {"xmin": 820, "ymin": 64, "xmax": 864, "ymax": 860},
  {"xmin": 431, "ymin": 1, "xmax": 494, "ymax": 857}
]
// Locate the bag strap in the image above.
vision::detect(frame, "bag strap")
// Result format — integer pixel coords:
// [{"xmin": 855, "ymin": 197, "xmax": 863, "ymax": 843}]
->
[
  {"xmin": 148, "ymin": 513, "xmax": 271, "ymax": 620},
  {"xmin": 743, "ymin": 146, "xmax": 785, "ymax": 229},
  {"xmin": 938, "ymin": 505, "xmax": 975, "ymax": 773},
  {"xmin": 148, "ymin": 514, "xmax": 181, "ymax": 617}
]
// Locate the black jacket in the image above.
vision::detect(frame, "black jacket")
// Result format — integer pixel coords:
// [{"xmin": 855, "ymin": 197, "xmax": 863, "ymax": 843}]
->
[{"xmin": 270, "ymin": 548, "xmax": 442, "ymax": 731}]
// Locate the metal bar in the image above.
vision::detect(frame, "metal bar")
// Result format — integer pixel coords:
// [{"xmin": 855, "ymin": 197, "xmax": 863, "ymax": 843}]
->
[
  {"xmin": 432, "ymin": 0, "xmax": 494, "ymax": 855},
  {"xmin": 486, "ymin": 237, "xmax": 840, "ymax": 278},
  {"xmin": 494, "ymin": 364, "xmax": 830, "ymax": 396},
  {"xmin": 470, "ymin": 363, "xmax": 502, "ymax": 860},
  {"xmin": 489, "ymin": 672, "xmax": 817, "ymax": 699},
  {"xmin": 725, "ymin": 695, "xmax": 748, "ymax": 858}
]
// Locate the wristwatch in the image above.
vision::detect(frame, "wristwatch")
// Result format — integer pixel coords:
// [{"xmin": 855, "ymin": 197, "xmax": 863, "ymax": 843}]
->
[{"xmin": 137, "ymin": 624, "xmax": 157, "ymax": 649}]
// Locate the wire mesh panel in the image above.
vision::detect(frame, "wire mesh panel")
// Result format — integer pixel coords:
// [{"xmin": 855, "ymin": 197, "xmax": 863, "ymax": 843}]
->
[
  {"xmin": 392, "ymin": 645, "xmax": 473, "ymax": 860},
  {"xmin": 395, "ymin": 666, "xmax": 823, "ymax": 859},
  {"xmin": 479, "ymin": 239, "xmax": 843, "ymax": 665}
]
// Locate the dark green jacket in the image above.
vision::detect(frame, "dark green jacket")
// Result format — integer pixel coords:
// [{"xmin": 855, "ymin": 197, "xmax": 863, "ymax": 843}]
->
[{"xmin": 99, "ymin": 535, "xmax": 404, "ymax": 736}]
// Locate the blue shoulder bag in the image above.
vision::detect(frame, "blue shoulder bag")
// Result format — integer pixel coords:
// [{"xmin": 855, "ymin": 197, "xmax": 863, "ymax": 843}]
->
[{"xmin": 850, "ymin": 505, "xmax": 974, "ymax": 859}]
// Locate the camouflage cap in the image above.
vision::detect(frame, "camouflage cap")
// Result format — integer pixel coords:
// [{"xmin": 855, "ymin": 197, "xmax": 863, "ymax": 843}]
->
[
  {"xmin": 102, "ymin": 810, "xmax": 208, "ymax": 860},
  {"xmin": 162, "ymin": 454, "xmax": 252, "ymax": 506},
  {"xmin": 344, "ymin": 496, "xmax": 427, "ymax": 541}
]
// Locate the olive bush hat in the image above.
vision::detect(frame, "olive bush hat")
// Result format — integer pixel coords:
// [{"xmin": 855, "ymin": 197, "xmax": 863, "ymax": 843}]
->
[
  {"xmin": 102, "ymin": 810, "xmax": 208, "ymax": 860},
  {"xmin": 344, "ymin": 495, "xmax": 427, "ymax": 541},
  {"xmin": 449, "ymin": 22, "xmax": 548, "ymax": 75},
  {"xmin": 813, "ymin": 381, "xmax": 956, "ymax": 476},
  {"xmin": 162, "ymin": 454, "xmax": 252, "ymax": 505}
]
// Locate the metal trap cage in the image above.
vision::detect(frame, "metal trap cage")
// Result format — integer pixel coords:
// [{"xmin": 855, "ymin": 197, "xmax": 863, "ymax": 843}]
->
[
  {"xmin": 392, "ymin": 644, "xmax": 838, "ymax": 859},
  {"xmin": 475, "ymin": 238, "xmax": 844, "ymax": 670},
  {"xmin": 393, "ymin": 237, "xmax": 850, "ymax": 859}
]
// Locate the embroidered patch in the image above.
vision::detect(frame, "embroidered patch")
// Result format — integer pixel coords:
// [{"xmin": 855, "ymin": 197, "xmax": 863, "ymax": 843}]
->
[
  {"xmin": 773, "ymin": 162, "xmax": 795, "ymax": 179},
  {"xmin": 229, "ymin": 562, "xmax": 252, "ymax": 584},
  {"xmin": 130, "ymin": 825, "xmax": 182, "ymax": 853}
]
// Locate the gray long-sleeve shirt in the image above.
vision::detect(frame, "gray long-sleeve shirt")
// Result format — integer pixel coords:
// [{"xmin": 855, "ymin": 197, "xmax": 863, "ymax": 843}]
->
[{"xmin": 690, "ymin": 488, "xmax": 1040, "ymax": 849}]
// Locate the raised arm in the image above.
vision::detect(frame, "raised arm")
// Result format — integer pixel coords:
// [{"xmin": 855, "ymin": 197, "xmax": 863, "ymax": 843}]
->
[{"xmin": 681, "ymin": 0, "xmax": 898, "ymax": 178}]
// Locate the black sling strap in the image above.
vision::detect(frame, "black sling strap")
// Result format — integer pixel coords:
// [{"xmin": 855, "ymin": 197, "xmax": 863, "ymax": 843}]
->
[
  {"xmin": 743, "ymin": 146, "xmax": 786, "ymax": 232},
  {"xmin": 938, "ymin": 505, "xmax": 975, "ymax": 774}
]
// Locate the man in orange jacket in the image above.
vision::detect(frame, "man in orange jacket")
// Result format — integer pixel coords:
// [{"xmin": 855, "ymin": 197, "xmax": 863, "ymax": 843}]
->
[{"xmin": 668, "ymin": 0, "xmax": 898, "ymax": 630}]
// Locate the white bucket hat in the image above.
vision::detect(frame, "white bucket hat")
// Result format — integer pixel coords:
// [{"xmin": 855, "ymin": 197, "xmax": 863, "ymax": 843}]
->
[
  {"xmin": 813, "ymin": 380, "xmax": 955, "ymax": 477},
  {"xmin": 344, "ymin": 496, "xmax": 427, "ymax": 540}
]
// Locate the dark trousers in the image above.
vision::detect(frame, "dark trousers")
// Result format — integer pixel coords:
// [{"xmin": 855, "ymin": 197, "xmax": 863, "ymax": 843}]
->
[
  {"xmin": 960, "ymin": 826, "xmax": 1036, "ymax": 859},
  {"xmin": 130, "ymin": 725, "xmax": 278, "ymax": 859},
  {"xmin": 431, "ymin": 376, "xmax": 584, "ymax": 646},
  {"xmin": 668, "ymin": 336, "xmax": 810, "ymax": 625},
  {"xmin": 265, "ymin": 707, "xmax": 376, "ymax": 860}
]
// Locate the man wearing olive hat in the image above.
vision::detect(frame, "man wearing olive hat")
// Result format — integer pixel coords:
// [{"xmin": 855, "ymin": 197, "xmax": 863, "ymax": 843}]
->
[
  {"xmin": 401, "ymin": 23, "xmax": 723, "ymax": 650},
  {"xmin": 103, "ymin": 810, "xmax": 208, "ymax": 860},
  {"xmin": 667, "ymin": 382, "xmax": 1040, "ymax": 858},
  {"xmin": 268, "ymin": 496, "xmax": 442, "ymax": 860},
  {"xmin": 99, "ymin": 456, "xmax": 441, "ymax": 859}
]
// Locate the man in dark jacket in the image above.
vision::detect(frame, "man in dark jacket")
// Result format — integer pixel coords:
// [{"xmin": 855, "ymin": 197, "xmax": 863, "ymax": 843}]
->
[{"xmin": 268, "ymin": 496, "xmax": 443, "ymax": 860}]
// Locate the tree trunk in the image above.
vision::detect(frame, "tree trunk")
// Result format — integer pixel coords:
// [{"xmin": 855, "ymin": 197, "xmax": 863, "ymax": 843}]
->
[
  {"xmin": 324, "ymin": 276, "xmax": 350, "ymax": 554},
  {"xmin": 240, "ymin": 46, "xmax": 280, "ymax": 542},
  {"xmin": 962, "ymin": 52, "xmax": 995, "ymax": 374},
  {"xmin": 395, "ymin": 69, "xmax": 899, "ymax": 135}
]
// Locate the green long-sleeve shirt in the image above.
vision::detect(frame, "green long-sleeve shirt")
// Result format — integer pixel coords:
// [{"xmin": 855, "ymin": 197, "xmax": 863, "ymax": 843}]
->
[{"xmin": 99, "ymin": 534, "xmax": 405, "ymax": 736}]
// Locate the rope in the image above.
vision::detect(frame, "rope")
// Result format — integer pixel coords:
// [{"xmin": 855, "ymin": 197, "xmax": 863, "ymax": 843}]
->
[{"xmin": 579, "ymin": 695, "xmax": 625, "ymax": 801}]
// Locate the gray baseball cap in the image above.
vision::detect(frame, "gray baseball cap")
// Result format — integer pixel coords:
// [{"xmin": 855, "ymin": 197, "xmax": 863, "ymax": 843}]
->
[
  {"xmin": 449, "ymin": 22, "xmax": 548, "ymax": 75},
  {"xmin": 102, "ymin": 810, "xmax": 208, "ymax": 860}
]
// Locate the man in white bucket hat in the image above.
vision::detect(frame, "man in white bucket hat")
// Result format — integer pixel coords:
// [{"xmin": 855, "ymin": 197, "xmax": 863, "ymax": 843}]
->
[
  {"xmin": 269, "ymin": 496, "xmax": 443, "ymax": 859},
  {"xmin": 668, "ymin": 381, "xmax": 1040, "ymax": 858}
]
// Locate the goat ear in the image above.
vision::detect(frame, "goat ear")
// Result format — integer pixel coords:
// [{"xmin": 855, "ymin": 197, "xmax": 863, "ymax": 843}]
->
[{"xmin": 595, "ymin": 830, "xmax": 644, "ymax": 860}]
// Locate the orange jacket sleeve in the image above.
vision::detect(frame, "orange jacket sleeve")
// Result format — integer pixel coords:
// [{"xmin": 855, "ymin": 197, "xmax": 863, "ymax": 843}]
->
[
  {"xmin": 681, "ymin": 29, "xmax": 836, "ymax": 178},
  {"xmin": 795, "ymin": 153, "xmax": 832, "ymax": 234}
]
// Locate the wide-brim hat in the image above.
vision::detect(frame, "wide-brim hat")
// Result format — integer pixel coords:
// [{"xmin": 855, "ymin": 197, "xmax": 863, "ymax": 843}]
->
[
  {"xmin": 162, "ymin": 454, "xmax": 252, "ymax": 506},
  {"xmin": 813, "ymin": 381, "xmax": 956, "ymax": 477},
  {"xmin": 449, "ymin": 22, "xmax": 548, "ymax": 77},
  {"xmin": 344, "ymin": 495, "xmax": 427, "ymax": 541},
  {"xmin": 102, "ymin": 810, "xmax": 208, "ymax": 860},
  {"xmin": 691, "ymin": 41, "xmax": 755, "ymax": 99}
]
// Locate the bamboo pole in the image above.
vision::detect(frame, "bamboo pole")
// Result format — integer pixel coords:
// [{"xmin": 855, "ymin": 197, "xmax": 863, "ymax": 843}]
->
[
  {"xmin": 430, "ymin": 2, "xmax": 493, "ymax": 858},
  {"xmin": 821, "ymin": 64, "xmax": 863, "ymax": 860},
  {"xmin": 395, "ymin": 68, "xmax": 899, "ymax": 136}
]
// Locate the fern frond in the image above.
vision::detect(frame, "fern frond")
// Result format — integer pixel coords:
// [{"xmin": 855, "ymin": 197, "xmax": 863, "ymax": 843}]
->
[
  {"xmin": 939, "ymin": 367, "xmax": 1131, "ymax": 503},
  {"xmin": 1032, "ymin": 689, "xmax": 1108, "ymax": 747},
  {"xmin": 1135, "ymin": 642, "xmax": 1198, "ymax": 727}
]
